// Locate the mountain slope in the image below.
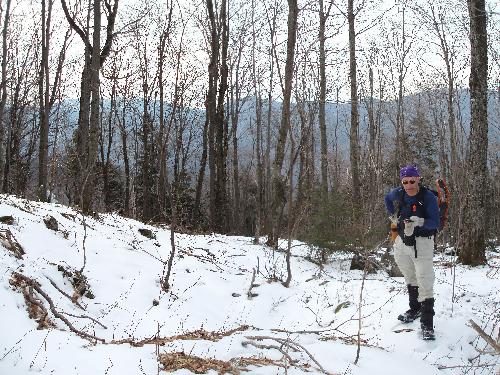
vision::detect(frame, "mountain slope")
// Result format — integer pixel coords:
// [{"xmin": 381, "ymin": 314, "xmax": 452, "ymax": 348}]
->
[{"xmin": 0, "ymin": 195, "xmax": 498, "ymax": 374}]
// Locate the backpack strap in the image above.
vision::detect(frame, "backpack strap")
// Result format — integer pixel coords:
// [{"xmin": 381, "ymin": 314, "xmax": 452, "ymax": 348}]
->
[
  {"xmin": 416, "ymin": 185, "xmax": 427, "ymax": 207},
  {"xmin": 397, "ymin": 188, "xmax": 404, "ymax": 217}
]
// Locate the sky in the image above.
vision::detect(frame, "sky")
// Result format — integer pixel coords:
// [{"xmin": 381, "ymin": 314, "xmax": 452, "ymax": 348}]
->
[
  {"xmin": 8, "ymin": 0, "xmax": 499, "ymax": 103},
  {"xmin": 0, "ymin": 194, "xmax": 498, "ymax": 374}
]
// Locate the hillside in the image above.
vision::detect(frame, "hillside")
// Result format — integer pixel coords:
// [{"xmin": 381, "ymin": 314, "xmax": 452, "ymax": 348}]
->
[{"xmin": 0, "ymin": 194, "xmax": 498, "ymax": 374}]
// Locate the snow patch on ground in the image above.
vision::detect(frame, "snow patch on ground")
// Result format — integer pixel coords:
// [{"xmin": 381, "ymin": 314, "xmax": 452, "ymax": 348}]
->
[{"xmin": 0, "ymin": 194, "xmax": 498, "ymax": 374}]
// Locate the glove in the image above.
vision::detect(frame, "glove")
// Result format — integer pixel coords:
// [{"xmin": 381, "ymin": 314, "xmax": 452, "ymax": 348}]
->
[
  {"xmin": 403, "ymin": 220, "xmax": 417, "ymax": 237},
  {"xmin": 409, "ymin": 216, "xmax": 425, "ymax": 227},
  {"xmin": 404, "ymin": 216, "xmax": 425, "ymax": 237},
  {"xmin": 388, "ymin": 213, "xmax": 398, "ymax": 225}
]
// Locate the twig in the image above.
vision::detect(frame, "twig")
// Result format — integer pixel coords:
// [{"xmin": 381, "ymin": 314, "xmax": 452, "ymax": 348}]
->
[
  {"xmin": 247, "ymin": 268, "xmax": 257, "ymax": 299},
  {"xmin": 468, "ymin": 319, "xmax": 500, "ymax": 353},
  {"xmin": 13, "ymin": 273, "xmax": 105, "ymax": 343},
  {"xmin": 436, "ymin": 363, "xmax": 496, "ymax": 370},
  {"xmin": 29, "ymin": 331, "xmax": 50, "ymax": 369},
  {"xmin": 0, "ymin": 330, "xmax": 34, "ymax": 361},
  {"xmin": 63, "ymin": 312, "xmax": 107, "ymax": 329},
  {"xmin": 354, "ymin": 251, "xmax": 368, "ymax": 365},
  {"xmin": 244, "ymin": 335, "xmax": 329, "ymax": 374},
  {"xmin": 46, "ymin": 276, "xmax": 85, "ymax": 310},
  {"xmin": 241, "ymin": 340, "xmax": 295, "ymax": 363}
]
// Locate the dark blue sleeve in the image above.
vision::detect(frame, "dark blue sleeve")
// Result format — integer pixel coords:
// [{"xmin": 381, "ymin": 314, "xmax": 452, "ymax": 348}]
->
[
  {"xmin": 384, "ymin": 188, "xmax": 401, "ymax": 215},
  {"xmin": 421, "ymin": 190, "xmax": 439, "ymax": 231}
]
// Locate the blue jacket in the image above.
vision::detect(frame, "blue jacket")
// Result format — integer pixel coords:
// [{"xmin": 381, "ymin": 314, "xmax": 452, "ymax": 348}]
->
[{"xmin": 385, "ymin": 186, "xmax": 440, "ymax": 236}]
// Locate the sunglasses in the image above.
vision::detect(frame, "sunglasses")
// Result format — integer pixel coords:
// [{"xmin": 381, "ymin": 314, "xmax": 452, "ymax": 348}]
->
[{"xmin": 402, "ymin": 180, "xmax": 416, "ymax": 185}]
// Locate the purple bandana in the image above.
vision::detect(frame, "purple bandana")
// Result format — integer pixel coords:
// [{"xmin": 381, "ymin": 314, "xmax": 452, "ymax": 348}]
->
[{"xmin": 399, "ymin": 165, "xmax": 420, "ymax": 180}]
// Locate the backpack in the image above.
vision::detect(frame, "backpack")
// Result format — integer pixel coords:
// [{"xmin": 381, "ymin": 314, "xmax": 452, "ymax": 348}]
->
[{"xmin": 398, "ymin": 178, "xmax": 450, "ymax": 232}]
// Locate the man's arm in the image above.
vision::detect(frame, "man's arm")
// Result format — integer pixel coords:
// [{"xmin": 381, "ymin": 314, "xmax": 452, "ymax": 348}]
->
[{"xmin": 384, "ymin": 188, "xmax": 400, "ymax": 215}]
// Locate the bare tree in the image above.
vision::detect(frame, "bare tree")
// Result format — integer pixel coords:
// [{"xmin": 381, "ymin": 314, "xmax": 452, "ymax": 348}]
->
[
  {"xmin": 250, "ymin": 0, "xmax": 263, "ymax": 242},
  {"xmin": 228, "ymin": 10, "xmax": 249, "ymax": 233},
  {"xmin": 263, "ymin": 0, "xmax": 280, "ymax": 234},
  {"xmin": 60, "ymin": 0, "xmax": 119, "ymax": 213},
  {"xmin": 38, "ymin": 0, "xmax": 71, "ymax": 202},
  {"xmin": 205, "ymin": 0, "xmax": 230, "ymax": 233},
  {"xmin": 157, "ymin": 2, "xmax": 174, "ymax": 220},
  {"xmin": 347, "ymin": 0, "xmax": 361, "ymax": 217},
  {"xmin": 268, "ymin": 0, "xmax": 298, "ymax": 247},
  {"xmin": 0, "ymin": 0, "xmax": 12, "ymax": 184},
  {"xmin": 318, "ymin": 0, "xmax": 333, "ymax": 199}
]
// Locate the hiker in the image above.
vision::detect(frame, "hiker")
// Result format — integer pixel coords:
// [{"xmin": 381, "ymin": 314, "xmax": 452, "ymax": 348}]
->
[{"xmin": 384, "ymin": 165, "xmax": 440, "ymax": 340}]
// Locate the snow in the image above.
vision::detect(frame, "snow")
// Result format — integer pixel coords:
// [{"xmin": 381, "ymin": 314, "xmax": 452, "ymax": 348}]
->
[{"xmin": 0, "ymin": 194, "xmax": 498, "ymax": 375}]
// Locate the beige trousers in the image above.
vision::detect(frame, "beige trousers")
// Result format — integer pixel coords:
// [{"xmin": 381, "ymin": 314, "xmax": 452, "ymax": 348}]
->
[{"xmin": 393, "ymin": 235, "xmax": 435, "ymax": 301}]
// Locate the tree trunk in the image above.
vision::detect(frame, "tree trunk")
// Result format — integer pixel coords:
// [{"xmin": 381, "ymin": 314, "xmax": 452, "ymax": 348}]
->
[
  {"xmin": 206, "ymin": 0, "xmax": 229, "ymax": 233},
  {"xmin": 157, "ymin": 5, "xmax": 173, "ymax": 219},
  {"xmin": 458, "ymin": 0, "xmax": 488, "ymax": 266},
  {"xmin": 318, "ymin": 0, "xmax": 329, "ymax": 198},
  {"xmin": 265, "ymin": 5, "xmax": 278, "ymax": 235},
  {"xmin": 37, "ymin": 0, "xmax": 51, "ymax": 201},
  {"xmin": 60, "ymin": 0, "xmax": 118, "ymax": 213},
  {"xmin": 268, "ymin": 0, "xmax": 298, "ymax": 247},
  {"xmin": 0, "ymin": 0, "xmax": 12, "ymax": 184},
  {"xmin": 194, "ymin": 115, "xmax": 208, "ymax": 223},
  {"xmin": 118, "ymin": 95, "xmax": 130, "ymax": 216},
  {"xmin": 158, "ymin": 32, "xmax": 168, "ymax": 219},
  {"xmin": 348, "ymin": 0, "xmax": 361, "ymax": 217}
]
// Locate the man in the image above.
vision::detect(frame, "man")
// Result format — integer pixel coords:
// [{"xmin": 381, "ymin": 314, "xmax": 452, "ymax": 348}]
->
[{"xmin": 384, "ymin": 165, "xmax": 440, "ymax": 340}]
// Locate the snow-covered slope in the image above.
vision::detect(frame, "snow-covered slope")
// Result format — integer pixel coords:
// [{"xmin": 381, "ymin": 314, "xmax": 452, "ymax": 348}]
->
[{"xmin": 0, "ymin": 195, "xmax": 498, "ymax": 375}]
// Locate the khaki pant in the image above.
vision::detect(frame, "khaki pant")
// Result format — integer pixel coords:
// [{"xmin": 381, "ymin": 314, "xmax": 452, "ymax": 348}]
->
[{"xmin": 393, "ymin": 235, "xmax": 435, "ymax": 301}]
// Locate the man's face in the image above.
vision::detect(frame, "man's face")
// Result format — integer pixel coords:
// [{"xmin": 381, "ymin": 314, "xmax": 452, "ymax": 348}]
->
[{"xmin": 401, "ymin": 176, "xmax": 420, "ymax": 196}]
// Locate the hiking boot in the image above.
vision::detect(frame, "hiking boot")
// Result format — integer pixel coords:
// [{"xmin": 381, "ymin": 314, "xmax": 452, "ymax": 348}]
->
[
  {"xmin": 398, "ymin": 285, "xmax": 421, "ymax": 323},
  {"xmin": 420, "ymin": 298, "xmax": 435, "ymax": 340},
  {"xmin": 398, "ymin": 308, "xmax": 421, "ymax": 323},
  {"xmin": 421, "ymin": 322, "xmax": 435, "ymax": 340}
]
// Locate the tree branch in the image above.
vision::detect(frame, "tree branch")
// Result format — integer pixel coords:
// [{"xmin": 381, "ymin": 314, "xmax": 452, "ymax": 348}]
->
[
  {"xmin": 468, "ymin": 319, "xmax": 500, "ymax": 353},
  {"xmin": 13, "ymin": 273, "xmax": 105, "ymax": 343},
  {"xmin": 59, "ymin": 0, "xmax": 91, "ymax": 51}
]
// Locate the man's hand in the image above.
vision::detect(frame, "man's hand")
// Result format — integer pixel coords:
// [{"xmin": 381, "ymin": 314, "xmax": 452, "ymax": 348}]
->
[
  {"xmin": 409, "ymin": 216, "xmax": 425, "ymax": 227},
  {"xmin": 404, "ymin": 216, "xmax": 425, "ymax": 237},
  {"xmin": 389, "ymin": 213, "xmax": 398, "ymax": 225},
  {"xmin": 403, "ymin": 219, "xmax": 417, "ymax": 237}
]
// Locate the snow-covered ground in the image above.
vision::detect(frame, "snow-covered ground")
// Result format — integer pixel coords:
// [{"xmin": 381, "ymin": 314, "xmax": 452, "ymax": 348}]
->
[{"xmin": 0, "ymin": 194, "xmax": 498, "ymax": 375}]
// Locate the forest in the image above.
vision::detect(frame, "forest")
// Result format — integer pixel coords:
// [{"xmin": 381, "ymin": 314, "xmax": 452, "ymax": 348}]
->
[{"xmin": 0, "ymin": 0, "xmax": 498, "ymax": 263}]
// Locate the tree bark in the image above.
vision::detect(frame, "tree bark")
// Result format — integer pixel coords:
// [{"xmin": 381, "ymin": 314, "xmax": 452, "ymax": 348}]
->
[
  {"xmin": 37, "ymin": 0, "xmax": 51, "ymax": 201},
  {"xmin": 267, "ymin": 0, "xmax": 298, "ymax": 247},
  {"xmin": 205, "ymin": 0, "xmax": 229, "ymax": 233},
  {"xmin": 60, "ymin": 0, "xmax": 119, "ymax": 213},
  {"xmin": 348, "ymin": 0, "xmax": 361, "ymax": 217},
  {"xmin": 318, "ymin": 0, "xmax": 330, "ymax": 199},
  {"xmin": 0, "ymin": 0, "xmax": 12, "ymax": 186},
  {"xmin": 458, "ymin": 0, "xmax": 488, "ymax": 266}
]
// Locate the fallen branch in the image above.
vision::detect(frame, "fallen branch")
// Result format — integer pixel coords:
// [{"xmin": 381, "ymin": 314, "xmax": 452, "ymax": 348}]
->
[
  {"xmin": 468, "ymin": 319, "xmax": 500, "ymax": 353},
  {"xmin": 436, "ymin": 363, "xmax": 496, "ymax": 370},
  {"xmin": 0, "ymin": 229, "xmax": 25, "ymax": 259},
  {"xmin": 46, "ymin": 276, "xmax": 85, "ymax": 310},
  {"xmin": 241, "ymin": 340, "xmax": 295, "ymax": 363},
  {"xmin": 244, "ymin": 335, "xmax": 329, "ymax": 374},
  {"xmin": 110, "ymin": 325, "xmax": 250, "ymax": 347},
  {"xmin": 23, "ymin": 286, "xmax": 54, "ymax": 329},
  {"xmin": 159, "ymin": 351, "xmax": 239, "ymax": 374},
  {"xmin": 12, "ymin": 272, "xmax": 105, "ymax": 343},
  {"xmin": 64, "ymin": 311, "xmax": 107, "ymax": 329}
]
